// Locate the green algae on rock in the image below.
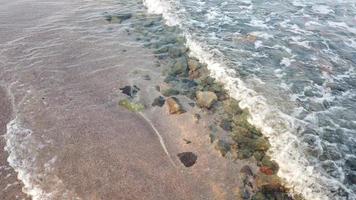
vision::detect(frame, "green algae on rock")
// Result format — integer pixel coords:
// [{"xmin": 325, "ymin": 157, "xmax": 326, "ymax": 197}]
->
[{"xmin": 119, "ymin": 99, "xmax": 145, "ymax": 112}]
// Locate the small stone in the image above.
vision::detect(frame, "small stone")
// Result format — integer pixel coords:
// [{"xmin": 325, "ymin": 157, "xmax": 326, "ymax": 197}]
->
[
  {"xmin": 196, "ymin": 91, "xmax": 218, "ymax": 109},
  {"xmin": 193, "ymin": 113, "xmax": 201, "ymax": 123},
  {"xmin": 183, "ymin": 139, "xmax": 192, "ymax": 144},
  {"xmin": 142, "ymin": 75, "xmax": 151, "ymax": 80},
  {"xmin": 152, "ymin": 96, "xmax": 165, "ymax": 107},
  {"xmin": 166, "ymin": 97, "xmax": 185, "ymax": 114},
  {"xmin": 177, "ymin": 152, "xmax": 197, "ymax": 167},
  {"xmin": 215, "ymin": 140, "xmax": 231, "ymax": 157},
  {"xmin": 259, "ymin": 166, "xmax": 274, "ymax": 175},
  {"xmin": 120, "ymin": 85, "xmax": 140, "ymax": 98}
]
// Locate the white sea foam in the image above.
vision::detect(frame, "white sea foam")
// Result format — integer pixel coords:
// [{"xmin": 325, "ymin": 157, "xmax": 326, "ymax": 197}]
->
[
  {"xmin": 142, "ymin": 0, "xmax": 356, "ymax": 199},
  {"xmin": 312, "ymin": 5, "xmax": 334, "ymax": 15},
  {"xmin": 4, "ymin": 118, "xmax": 80, "ymax": 200}
]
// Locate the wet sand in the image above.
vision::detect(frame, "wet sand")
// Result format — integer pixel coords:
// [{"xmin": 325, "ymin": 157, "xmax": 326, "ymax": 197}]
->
[{"xmin": 0, "ymin": 0, "xmax": 253, "ymax": 199}]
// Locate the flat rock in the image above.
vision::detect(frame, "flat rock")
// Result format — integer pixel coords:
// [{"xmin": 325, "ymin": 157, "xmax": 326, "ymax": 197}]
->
[{"xmin": 196, "ymin": 91, "xmax": 217, "ymax": 109}]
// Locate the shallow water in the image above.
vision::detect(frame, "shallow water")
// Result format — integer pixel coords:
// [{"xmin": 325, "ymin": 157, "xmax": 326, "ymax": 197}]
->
[
  {"xmin": 0, "ymin": 0, "xmax": 200, "ymax": 199},
  {"xmin": 1, "ymin": 0, "xmax": 355, "ymax": 199},
  {"xmin": 142, "ymin": 0, "xmax": 356, "ymax": 199}
]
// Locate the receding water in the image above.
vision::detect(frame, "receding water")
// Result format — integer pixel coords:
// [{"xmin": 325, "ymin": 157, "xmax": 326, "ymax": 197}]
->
[{"xmin": 142, "ymin": 0, "xmax": 356, "ymax": 199}]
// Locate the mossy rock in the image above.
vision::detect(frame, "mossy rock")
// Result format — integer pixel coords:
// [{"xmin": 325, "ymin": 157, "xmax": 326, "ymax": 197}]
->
[
  {"xmin": 253, "ymin": 151, "xmax": 266, "ymax": 162},
  {"xmin": 119, "ymin": 99, "xmax": 145, "ymax": 112},
  {"xmin": 215, "ymin": 140, "xmax": 231, "ymax": 157},
  {"xmin": 220, "ymin": 119, "xmax": 233, "ymax": 131},
  {"xmin": 223, "ymin": 98, "xmax": 243, "ymax": 116},
  {"xmin": 169, "ymin": 57, "xmax": 188, "ymax": 76},
  {"xmin": 161, "ymin": 88, "xmax": 180, "ymax": 97},
  {"xmin": 254, "ymin": 137, "xmax": 271, "ymax": 151},
  {"xmin": 259, "ymin": 156, "xmax": 279, "ymax": 175},
  {"xmin": 168, "ymin": 46, "xmax": 187, "ymax": 58},
  {"xmin": 237, "ymin": 148, "xmax": 254, "ymax": 159}
]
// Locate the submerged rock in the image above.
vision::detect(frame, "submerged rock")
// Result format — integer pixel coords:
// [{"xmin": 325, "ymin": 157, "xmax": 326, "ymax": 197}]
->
[
  {"xmin": 215, "ymin": 140, "xmax": 231, "ymax": 157},
  {"xmin": 120, "ymin": 85, "xmax": 140, "ymax": 98},
  {"xmin": 177, "ymin": 152, "xmax": 197, "ymax": 167},
  {"xmin": 152, "ymin": 96, "xmax": 165, "ymax": 107},
  {"xmin": 161, "ymin": 88, "xmax": 180, "ymax": 97},
  {"xmin": 346, "ymin": 156, "xmax": 356, "ymax": 170},
  {"xmin": 220, "ymin": 119, "xmax": 233, "ymax": 131},
  {"xmin": 196, "ymin": 91, "xmax": 218, "ymax": 109},
  {"xmin": 104, "ymin": 13, "xmax": 132, "ymax": 23},
  {"xmin": 168, "ymin": 46, "xmax": 187, "ymax": 58},
  {"xmin": 166, "ymin": 97, "xmax": 185, "ymax": 114},
  {"xmin": 119, "ymin": 99, "xmax": 145, "ymax": 112},
  {"xmin": 170, "ymin": 56, "xmax": 188, "ymax": 76}
]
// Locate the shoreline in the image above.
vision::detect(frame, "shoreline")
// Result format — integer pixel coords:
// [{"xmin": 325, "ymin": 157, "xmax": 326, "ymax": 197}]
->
[
  {"xmin": 0, "ymin": 86, "xmax": 30, "ymax": 200},
  {"xmin": 113, "ymin": 10, "xmax": 304, "ymax": 199}
]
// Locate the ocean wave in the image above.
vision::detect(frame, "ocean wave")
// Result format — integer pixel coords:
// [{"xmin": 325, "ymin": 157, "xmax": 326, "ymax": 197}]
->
[{"xmin": 142, "ymin": 0, "xmax": 356, "ymax": 199}]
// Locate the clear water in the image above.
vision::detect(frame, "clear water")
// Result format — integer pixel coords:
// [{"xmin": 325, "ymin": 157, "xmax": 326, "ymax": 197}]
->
[{"xmin": 142, "ymin": 0, "xmax": 356, "ymax": 199}]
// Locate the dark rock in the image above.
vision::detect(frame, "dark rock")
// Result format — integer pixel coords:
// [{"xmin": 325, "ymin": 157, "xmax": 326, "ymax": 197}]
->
[
  {"xmin": 346, "ymin": 156, "xmax": 356, "ymax": 170},
  {"xmin": 177, "ymin": 152, "xmax": 197, "ymax": 167},
  {"xmin": 120, "ymin": 85, "xmax": 140, "ymax": 98},
  {"xmin": 143, "ymin": 74, "xmax": 151, "ymax": 80},
  {"xmin": 170, "ymin": 56, "xmax": 188, "ymax": 76},
  {"xmin": 220, "ymin": 119, "xmax": 233, "ymax": 131},
  {"xmin": 188, "ymin": 102, "xmax": 195, "ymax": 107},
  {"xmin": 166, "ymin": 97, "xmax": 184, "ymax": 114},
  {"xmin": 105, "ymin": 13, "xmax": 132, "ymax": 23},
  {"xmin": 346, "ymin": 172, "xmax": 356, "ymax": 184},
  {"xmin": 183, "ymin": 139, "xmax": 192, "ymax": 144},
  {"xmin": 242, "ymin": 189, "xmax": 250, "ymax": 199},
  {"xmin": 152, "ymin": 96, "xmax": 165, "ymax": 107},
  {"xmin": 193, "ymin": 113, "xmax": 200, "ymax": 123},
  {"xmin": 240, "ymin": 165, "xmax": 254, "ymax": 177}
]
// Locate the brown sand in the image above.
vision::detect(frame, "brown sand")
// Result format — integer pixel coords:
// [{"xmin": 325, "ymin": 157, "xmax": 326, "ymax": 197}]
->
[{"xmin": 0, "ymin": 0, "xmax": 253, "ymax": 199}]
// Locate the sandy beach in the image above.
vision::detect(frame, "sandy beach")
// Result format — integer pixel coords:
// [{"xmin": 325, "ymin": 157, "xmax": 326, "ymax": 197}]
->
[{"xmin": 0, "ymin": 0, "xmax": 259, "ymax": 199}]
